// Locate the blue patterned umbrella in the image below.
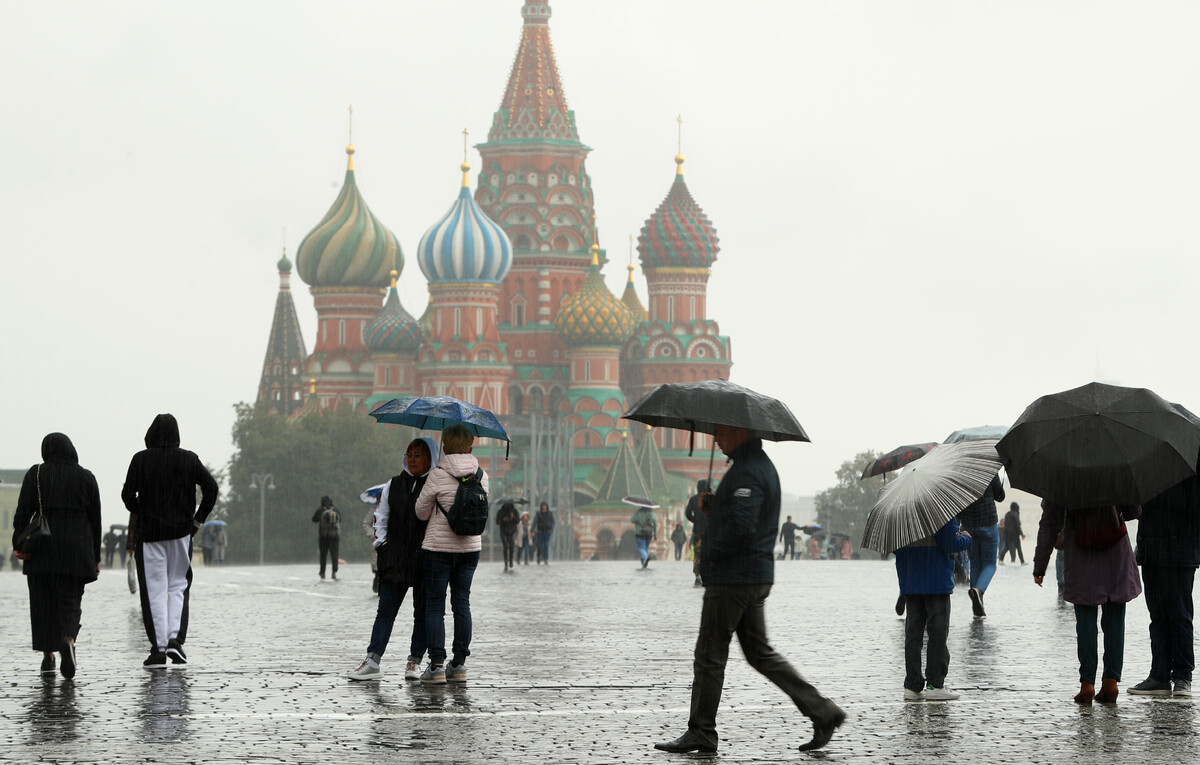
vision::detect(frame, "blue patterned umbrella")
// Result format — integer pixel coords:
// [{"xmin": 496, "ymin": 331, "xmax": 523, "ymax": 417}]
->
[{"xmin": 369, "ymin": 396, "xmax": 510, "ymax": 442}]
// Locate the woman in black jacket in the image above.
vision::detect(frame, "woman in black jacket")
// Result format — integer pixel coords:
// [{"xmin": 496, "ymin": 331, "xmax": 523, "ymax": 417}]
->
[{"xmin": 11, "ymin": 433, "xmax": 102, "ymax": 679}]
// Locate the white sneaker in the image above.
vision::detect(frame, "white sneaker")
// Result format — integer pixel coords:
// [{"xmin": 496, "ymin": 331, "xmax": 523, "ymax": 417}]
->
[
  {"xmin": 924, "ymin": 686, "xmax": 961, "ymax": 701},
  {"xmin": 404, "ymin": 658, "xmax": 421, "ymax": 681},
  {"xmin": 346, "ymin": 659, "xmax": 381, "ymax": 681},
  {"xmin": 904, "ymin": 688, "xmax": 926, "ymax": 701}
]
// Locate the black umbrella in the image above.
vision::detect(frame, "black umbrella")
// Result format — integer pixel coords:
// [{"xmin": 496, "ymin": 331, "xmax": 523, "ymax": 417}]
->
[
  {"xmin": 997, "ymin": 382, "xmax": 1200, "ymax": 509},
  {"xmin": 494, "ymin": 497, "xmax": 530, "ymax": 506},
  {"xmin": 860, "ymin": 443, "xmax": 939, "ymax": 480}
]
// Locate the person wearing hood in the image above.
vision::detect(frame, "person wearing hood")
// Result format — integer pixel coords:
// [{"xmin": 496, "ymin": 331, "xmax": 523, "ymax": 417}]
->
[
  {"xmin": 517, "ymin": 511, "xmax": 534, "ymax": 565},
  {"xmin": 12, "ymin": 433, "xmax": 102, "ymax": 679},
  {"xmin": 347, "ymin": 437, "xmax": 438, "ymax": 682},
  {"xmin": 534, "ymin": 501, "xmax": 555, "ymax": 565},
  {"xmin": 311, "ymin": 495, "xmax": 342, "ymax": 580},
  {"xmin": 414, "ymin": 425, "xmax": 489, "ymax": 684},
  {"xmin": 121, "ymin": 414, "xmax": 218, "ymax": 670},
  {"xmin": 496, "ymin": 500, "xmax": 521, "ymax": 571}
]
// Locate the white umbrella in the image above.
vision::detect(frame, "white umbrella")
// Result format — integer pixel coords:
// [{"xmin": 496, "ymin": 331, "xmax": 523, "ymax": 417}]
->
[{"xmin": 860, "ymin": 439, "xmax": 1002, "ymax": 554}]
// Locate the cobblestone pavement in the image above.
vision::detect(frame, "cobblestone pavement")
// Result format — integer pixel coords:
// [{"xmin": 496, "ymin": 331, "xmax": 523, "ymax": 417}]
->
[{"xmin": 1, "ymin": 556, "xmax": 1196, "ymax": 763}]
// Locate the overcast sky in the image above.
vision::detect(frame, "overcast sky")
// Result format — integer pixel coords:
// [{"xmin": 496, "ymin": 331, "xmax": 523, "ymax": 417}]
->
[{"xmin": 4, "ymin": 1, "xmax": 1199, "ymax": 526}]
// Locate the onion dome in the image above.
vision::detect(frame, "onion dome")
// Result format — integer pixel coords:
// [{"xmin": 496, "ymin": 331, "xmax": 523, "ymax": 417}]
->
[
  {"xmin": 554, "ymin": 245, "xmax": 635, "ymax": 347},
  {"xmin": 277, "ymin": 246, "xmax": 293, "ymax": 274},
  {"xmin": 417, "ymin": 162, "xmax": 512, "ymax": 284},
  {"xmin": 638, "ymin": 154, "xmax": 720, "ymax": 269},
  {"xmin": 296, "ymin": 145, "xmax": 402, "ymax": 288},
  {"xmin": 366, "ymin": 270, "xmax": 422, "ymax": 354}
]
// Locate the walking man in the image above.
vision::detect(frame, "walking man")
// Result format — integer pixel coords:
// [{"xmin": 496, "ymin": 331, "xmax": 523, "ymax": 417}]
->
[
  {"xmin": 961, "ymin": 473, "xmax": 1005, "ymax": 618},
  {"xmin": 631, "ymin": 503, "xmax": 657, "ymax": 569},
  {"xmin": 312, "ymin": 496, "xmax": 341, "ymax": 580},
  {"xmin": 685, "ymin": 479, "xmax": 710, "ymax": 586},
  {"xmin": 780, "ymin": 515, "xmax": 800, "ymax": 560},
  {"xmin": 655, "ymin": 425, "xmax": 845, "ymax": 755},
  {"xmin": 121, "ymin": 414, "xmax": 218, "ymax": 669},
  {"xmin": 534, "ymin": 502, "xmax": 555, "ymax": 565},
  {"xmin": 496, "ymin": 500, "xmax": 521, "ymax": 571}
]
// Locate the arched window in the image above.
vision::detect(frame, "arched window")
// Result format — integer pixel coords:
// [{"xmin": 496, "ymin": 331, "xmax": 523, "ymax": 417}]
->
[
  {"xmin": 476, "ymin": 308, "xmax": 483, "ymax": 339},
  {"xmin": 667, "ymin": 297, "xmax": 674, "ymax": 323},
  {"xmin": 509, "ymin": 386, "xmax": 524, "ymax": 415},
  {"xmin": 690, "ymin": 296, "xmax": 696, "ymax": 321},
  {"xmin": 583, "ymin": 360, "xmax": 591, "ymax": 380},
  {"xmin": 454, "ymin": 308, "xmax": 461, "ymax": 338},
  {"xmin": 554, "ymin": 235, "xmax": 569, "ymax": 251},
  {"xmin": 513, "ymin": 301, "xmax": 525, "ymax": 327},
  {"xmin": 339, "ymin": 320, "xmax": 346, "ymax": 345},
  {"xmin": 529, "ymin": 387, "xmax": 544, "ymax": 414}
]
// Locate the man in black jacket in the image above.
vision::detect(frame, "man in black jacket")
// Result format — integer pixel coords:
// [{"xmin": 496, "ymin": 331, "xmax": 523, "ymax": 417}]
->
[
  {"xmin": 121, "ymin": 414, "xmax": 218, "ymax": 669},
  {"xmin": 346, "ymin": 437, "xmax": 437, "ymax": 681},
  {"xmin": 685, "ymin": 479, "xmax": 710, "ymax": 586},
  {"xmin": 656, "ymin": 425, "xmax": 845, "ymax": 755},
  {"xmin": 312, "ymin": 496, "xmax": 341, "ymax": 580}
]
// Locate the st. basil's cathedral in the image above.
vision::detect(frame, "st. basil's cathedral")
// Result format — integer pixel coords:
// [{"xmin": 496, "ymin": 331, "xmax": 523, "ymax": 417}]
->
[{"xmin": 256, "ymin": 2, "xmax": 731, "ymax": 560}]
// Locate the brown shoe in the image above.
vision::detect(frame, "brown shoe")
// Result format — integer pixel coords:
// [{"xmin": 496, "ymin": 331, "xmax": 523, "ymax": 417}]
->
[
  {"xmin": 1074, "ymin": 682, "xmax": 1095, "ymax": 704},
  {"xmin": 1095, "ymin": 678, "xmax": 1119, "ymax": 704}
]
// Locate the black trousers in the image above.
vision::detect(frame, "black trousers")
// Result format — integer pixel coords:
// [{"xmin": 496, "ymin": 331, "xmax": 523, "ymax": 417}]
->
[
  {"xmin": 688, "ymin": 584, "xmax": 837, "ymax": 749},
  {"xmin": 904, "ymin": 593, "xmax": 951, "ymax": 692},
  {"xmin": 27, "ymin": 573, "xmax": 86, "ymax": 652},
  {"xmin": 319, "ymin": 536, "xmax": 339, "ymax": 576},
  {"xmin": 501, "ymin": 531, "xmax": 516, "ymax": 567},
  {"xmin": 1143, "ymin": 564, "xmax": 1196, "ymax": 682}
]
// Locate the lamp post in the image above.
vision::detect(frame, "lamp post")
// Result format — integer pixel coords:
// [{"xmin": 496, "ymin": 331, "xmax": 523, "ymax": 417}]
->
[{"xmin": 249, "ymin": 473, "xmax": 275, "ymax": 565}]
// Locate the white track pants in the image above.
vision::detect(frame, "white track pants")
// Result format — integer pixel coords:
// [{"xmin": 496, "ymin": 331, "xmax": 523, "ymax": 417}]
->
[{"xmin": 140, "ymin": 536, "xmax": 191, "ymax": 651}]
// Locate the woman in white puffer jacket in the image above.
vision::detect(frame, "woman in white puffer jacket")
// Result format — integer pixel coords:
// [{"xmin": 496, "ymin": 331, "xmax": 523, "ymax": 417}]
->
[{"xmin": 413, "ymin": 424, "xmax": 488, "ymax": 684}]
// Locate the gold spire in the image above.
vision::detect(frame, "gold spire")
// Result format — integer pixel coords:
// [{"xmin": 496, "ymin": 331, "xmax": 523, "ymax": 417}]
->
[
  {"xmin": 346, "ymin": 105, "xmax": 356, "ymax": 170},
  {"xmin": 461, "ymin": 128, "xmax": 471, "ymax": 188},
  {"xmin": 591, "ymin": 223, "xmax": 600, "ymax": 266},
  {"xmin": 675, "ymin": 114, "xmax": 685, "ymax": 175},
  {"xmin": 590, "ymin": 243, "xmax": 600, "ymax": 266},
  {"xmin": 389, "ymin": 269, "xmax": 398, "ymax": 289},
  {"xmin": 627, "ymin": 234, "xmax": 635, "ymax": 282},
  {"xmin": 309, "ymin": 377, "xmax": 317, "ymax": 396}
]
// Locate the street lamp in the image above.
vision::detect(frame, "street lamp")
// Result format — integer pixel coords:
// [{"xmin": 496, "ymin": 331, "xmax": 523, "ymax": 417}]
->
[{"xmin": 249, "ymin": 473, "xmax": 275, "ymax": 565}]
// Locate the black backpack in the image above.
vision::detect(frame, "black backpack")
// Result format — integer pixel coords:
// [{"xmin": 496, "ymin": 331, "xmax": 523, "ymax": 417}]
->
[{"xmin": 436, "ymin": 468, "xmax": 488, "ymax": 536}]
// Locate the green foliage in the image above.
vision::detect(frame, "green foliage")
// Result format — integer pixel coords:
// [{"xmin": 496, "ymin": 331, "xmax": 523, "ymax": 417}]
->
[
  {"xmin": 218, "ymin": 403, "xmax": 416, "ymax": 564},
  {"xmin": 813, "ymin": 450, "xmax": 885, "ymax": 558}
]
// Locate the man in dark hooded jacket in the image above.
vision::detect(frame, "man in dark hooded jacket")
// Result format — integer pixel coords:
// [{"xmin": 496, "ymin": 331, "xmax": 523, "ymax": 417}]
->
[
  {"xmin": 121, "ymin": 414, "xmax": 218, "ymax": 669},
  {"xmin": 312, "ymin": 495, "xmax": 341, "ymax": 579}
]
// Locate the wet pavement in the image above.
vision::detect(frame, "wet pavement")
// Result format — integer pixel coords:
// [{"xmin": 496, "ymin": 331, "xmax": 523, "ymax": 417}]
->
[{"xmin": 0, "ymin": 557, "xmax": 1196, "ymax": 763}]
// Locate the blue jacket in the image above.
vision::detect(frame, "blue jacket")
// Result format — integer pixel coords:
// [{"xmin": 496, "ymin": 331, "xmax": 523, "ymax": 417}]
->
[
  {"xmin": 699, "ymin": 438, "xmax": 780, "ymax": 586},
  {"xmin": 894, "ymin": 518, "xmax": 972, "ymax": 595},
  {"xmin": 1136, "ymin": 475, "xmax": 1200, "ymax": 568}
]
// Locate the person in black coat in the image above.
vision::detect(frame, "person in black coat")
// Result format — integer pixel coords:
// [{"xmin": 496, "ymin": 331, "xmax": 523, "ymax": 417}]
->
[
  {"xmin": 11, "ymin": 432, "xmax": 101, "ymax": 679},
  {"xmin": 685, "ymin": 479, "xmax": 711, "ymax": 585},
  {"xmin": 346, "ymin": 437, "xmax": 438, "ymax": 681},
  {"xmin": 496, "ymin": 501, "xmax": 521, "ymax": 571}
]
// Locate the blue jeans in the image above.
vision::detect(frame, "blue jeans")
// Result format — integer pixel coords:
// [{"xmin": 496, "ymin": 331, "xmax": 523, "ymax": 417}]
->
[
  {"xmin": 536, "ymin": 531, "xmax": 552, "ymax": 563},
  {"xmin": 521, "ymin": 543, "xmax": 532, "ymax": 564},
  {"xmin": 1143, "ymin": 565, "xmax": 1196, "ymax": 682},
  {"xmin": 965, "ymin": 524, "xmax": 998, "ymax": 593},
  {"xmin": 423, "ymin": 551, "xmax": 479, "ymax": 666},
  {"xmin": 636, "ymin": 536, "xmax": 651, "ymax": 564},
  {"xmin": 366, "ymin": 579, "xmax": 425, "ymax": 663},
  {"xmin": 1075, "ymin": 602, "xmax": 1125, "ymax": 684}
]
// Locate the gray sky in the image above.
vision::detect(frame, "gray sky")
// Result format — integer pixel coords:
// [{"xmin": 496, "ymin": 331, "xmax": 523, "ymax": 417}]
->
[{"xmin": 4, "ymin": 1, "xmax": 1199, "ymax": 526}]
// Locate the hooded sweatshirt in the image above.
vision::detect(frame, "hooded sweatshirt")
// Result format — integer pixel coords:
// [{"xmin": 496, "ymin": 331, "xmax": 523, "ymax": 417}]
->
[{"xmin": 121, "ymin": 414, "xmax": 219, "ymax": 543}]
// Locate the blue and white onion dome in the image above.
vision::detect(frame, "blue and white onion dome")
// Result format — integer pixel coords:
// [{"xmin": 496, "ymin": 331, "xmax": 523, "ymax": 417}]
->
[{"xmin": 417, "ymin": 162, "xmax": 513, "ymax": 284}]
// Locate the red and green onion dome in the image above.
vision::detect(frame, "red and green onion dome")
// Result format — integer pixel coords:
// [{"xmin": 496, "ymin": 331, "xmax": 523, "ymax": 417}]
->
[
  {"xmin": 296, "ymin": 145, "xmax": 403, "ymax": 288},
  {"xmin": 366, "ymin": 270, "xmax": 422, "ymax": 354},
  {"xmin": 637, "ymin": 154, "xmax": 720, "ymax": 269},
  {"xmin": 554, "ymin": 245, "xmax": 636, "ymax": 347}
]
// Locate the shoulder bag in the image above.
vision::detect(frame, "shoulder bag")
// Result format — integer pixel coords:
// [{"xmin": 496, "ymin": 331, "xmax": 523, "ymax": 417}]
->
[{"xmin": 15, "ymin": 465, "xmax": 52, "ymax": 555}]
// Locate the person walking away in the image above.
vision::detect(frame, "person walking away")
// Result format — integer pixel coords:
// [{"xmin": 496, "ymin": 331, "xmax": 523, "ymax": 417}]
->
[
  {"xmin": 1034, "ymin": 501, "xmax": 1142, "ymax": 704},
  {"xmin": 960, "ymin": 473, "xmax": 1005, "ymax": 618},
  {"xmin": 496, "ymin": 501, "xmax": 520, "ymax": 571},
  {"xmin": 894, "ymin": 518, "xmax": 973, "ymax": 700},
  {"xmin": 808, "ymin": 535, "xmax": 821, "ymax": 560},
  {"xmin": 1004, "ymin": 502, "xmax": 1026, "ymax": 564},
  {"xmin": 655, "ymin": 425, "xmax": 845, "ymax": 755},
  {"xmin": 12, "ymin": 433, "xmax": 102, "ymax": 679},
  {"xmin": 779, "ymin": 516, "xmax": 799, "ymax": 560},
  {"xmin": 632, "ymin": 505, "xmax": 657, "ymax": 568},
  {"xmin": 121, "ymin": 414, "xmax": 218, "ymax": 669},
  {"xmin": 1129, "ymin": 474, "xmax": 1200, "ymax": 696},
  {"xmin": 103, "ymin": 527, "xmax": 119, "ymax": 568},
  {"xmin": 200, "ymin": 524, "xmax": 215, "ymax": 566},
  {"xmin": 517, "ymin": 511, "xmax": 533, "ymax": 565},
  {"xmin": 312, "ymin": 496, "xmax": 341, "ymax": 580},
  {"xmin": 117, "ymin": 529, "xmax": 128, "ymax": 566},
  {"xmin": 213, "ymin": 524, "xmax": 227, "ymax": 566},
  {"xmin": 997, "ymin": 516, "xmax": 1009, "ymax": 564},
  {"xmin": 347, "ymin": 437, "xmax": 437, "ymax": 682},
  {"xmin": 671, "ymin": 522, "xmax": 688, "ymax": 561},
  {"xmin": 685, "ymin": 479, "xmax": 710, "ymax": 586},
  {"xmin": 414, "ymin": 424, "xmax": 488, "ymax": 684},
  {"xmin": 534, "ymin": 502, "xmax": 555, "ymax": 565}
]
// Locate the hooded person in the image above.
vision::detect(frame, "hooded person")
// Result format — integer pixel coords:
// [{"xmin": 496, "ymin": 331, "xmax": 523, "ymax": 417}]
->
[
  {"xmin": 347, "ymin": 437, "xmax": 439, "ymax": 681},
  {"xmin": 12, "ymin": 433, "xmax": 102, "ymax": 679},
  {"xmin": 121, "ymin": 414, "xmax": 218, "ymax": 669},
  {"xmin": 312, "ymin": 495, "xmax": 341, "ymax": 580},
  {"xmin": 496, "ymin": 501, "xmax": 521, "ymax": 571}
]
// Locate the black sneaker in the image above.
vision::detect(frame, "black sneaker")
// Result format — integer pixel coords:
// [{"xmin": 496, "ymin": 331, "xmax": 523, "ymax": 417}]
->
[
  {"xmin": 143, "ymin": 650, "xmax": 168, "ymax": 670},
  {"xmin": 166, "ymin": 639, "xmax": 187, "ymax": 665},
  {"xmin": 60, "ymin": 638, "xmax": 77, "ymax": 679},
  {"xmin": 40, "ymin": 654, "xmax": 56, "ymax": 676}
]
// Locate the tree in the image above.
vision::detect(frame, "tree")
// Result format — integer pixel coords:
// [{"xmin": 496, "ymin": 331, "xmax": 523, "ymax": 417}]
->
[
  {"xmin": 218, "ymin": 403, "xmax": 417, "ymax": 564},
  {"xmin": 813, "ymin": 450, "xmax": 885, "ymax": 559}
]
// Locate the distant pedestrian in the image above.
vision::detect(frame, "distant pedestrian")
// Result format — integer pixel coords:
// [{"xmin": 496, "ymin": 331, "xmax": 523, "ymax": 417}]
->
[
  {"xmin": 997, "ymin": 516, "xmax": 1009, "ymax": 563},
  {"xmin": 346, "ymin": 437, "xmax": 437, "ymax": 682},
  {"xmin": 1129, "ymin": 474, "xmax": 1199, "ymax": 697},
  {"xmin": 517, "ymin": 511, "xmax": 533, "ymax": 565},
  {"xmin": 103, "ymin": 527, "xmax": 119, "ymax": 568},
  {"xmin": 961, "ymin": 474, "xmax": 1005, "ymax": 618},
  {"xmin": 808, "ymin": 535, "xmax": 820, "ymax": 560},
  {"xmin": 414, "ymin": 424, "xmax": 488, "ymax": 684},
  {"xmin": 655, "ymin": 425, "xmax": 845, "ymax": 755},
  {"xmin": 12, "ymin": 433, "xmax": 102, "ymax": 679},
  {"xmin": 496, "ymin": 501, "xmax": 521, "ymax": 571},
  {"xmin": 200, "ymin": 524, "xmax": 215, "ymax": 566},
  {"xmin": 631, "ymin": 504, "xmax": 657, "ymax": 569},
  {"xmin": 122, "ymin": 413, "xmax": 218, "ymax": 669},
  {"xmin": 1003, "ymin": 502, "xmax": 1025, "ymax": 564},
  {"xmin": 780, "ymin": 516, "xmax": 799, "ymax": 560},
  {"xmin": 671, "ymin": 522, "xmax": 688, "ymax": 561},
  {"xmin": 685, "ymin": 479, "xmax": 710, "ymax": 586},
  {"xmin": 117, "ymin": 529, "xmax": 128, "ymax": 566},
  {"xmin": 894, "ymin": 517, "xmax": 973, "ymax": 700},
  {"xmin": 534, "ymin": 502, "xmax": 555, "ymax": 565},
  {"xmin": 840, "ymin": 537, "xmax": 853, "ymax": 561},
  {"xmin": 1034, "ymin": 501, "xmax": 1142, "ymax": 704},
  {"xmin": 212, "ymin": 525, "xmax": 227, "ymax": 566},
  {"xmin": 312, "ymin": 496, "xmax": 341, "ymax": 580}
]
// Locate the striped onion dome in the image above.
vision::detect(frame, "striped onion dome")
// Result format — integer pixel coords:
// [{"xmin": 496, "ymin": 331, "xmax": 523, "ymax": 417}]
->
[
  {"xmin": 638, "ymin": 154, "xmax": 719, "ymax": 269},
  {"xmin": 296, "ymin": 145, "xmax": 402, "ymax": 288},
  {"xmin": 417, "ymin": 162, "xmax": 512, "ymax": 284},
  {"xmin": 554, "ymin": 245, "xmax": 635, "ymax": 347},
  {"xmin": 366, "ymin": 271, "xmax": 422, "ymax": 354}
]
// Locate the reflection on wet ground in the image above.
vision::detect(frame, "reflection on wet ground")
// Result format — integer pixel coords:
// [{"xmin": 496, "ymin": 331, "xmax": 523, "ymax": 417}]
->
[{"xmin": 0, "ymin": 560, "xmax": 1196, "ymax": 762}]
